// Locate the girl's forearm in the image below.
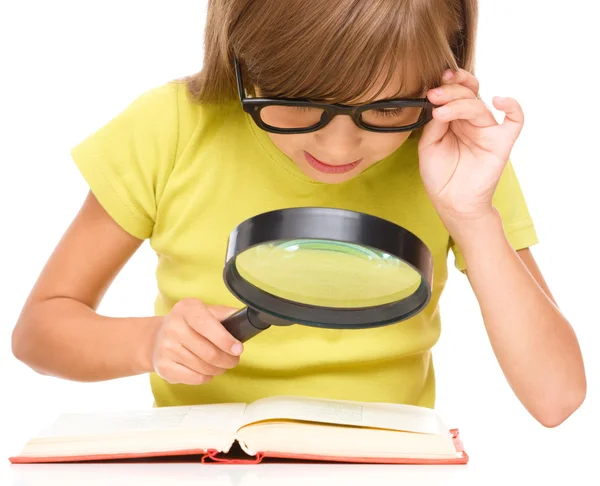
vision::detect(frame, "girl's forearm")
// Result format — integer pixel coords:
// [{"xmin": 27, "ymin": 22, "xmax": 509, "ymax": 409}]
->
[
  {"xmin": 448, "ymin": 209, "xmax": 586, "ymax": 427},
  {"xmin": 12, "ymin": 297, "xmax": 161, "ymax": 381}
]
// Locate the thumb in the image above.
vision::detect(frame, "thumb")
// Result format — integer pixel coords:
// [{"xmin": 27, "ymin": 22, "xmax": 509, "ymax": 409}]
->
[
  {"xmin": 207, "ymin": 305, "xmax": 240, "ymax": 322},
  {"xmin": 492, "ymin": 96, "xmax": 524, "ymax": 143},
  {"xmin": 418, "ymin": 115, "xmax": 449, "ymax": 152}
]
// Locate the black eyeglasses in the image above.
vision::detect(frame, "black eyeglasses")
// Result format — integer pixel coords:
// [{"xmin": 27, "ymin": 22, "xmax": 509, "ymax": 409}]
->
[{"xmin": 234, "ymin": 57, "xmax": 435, "ymax": 134}]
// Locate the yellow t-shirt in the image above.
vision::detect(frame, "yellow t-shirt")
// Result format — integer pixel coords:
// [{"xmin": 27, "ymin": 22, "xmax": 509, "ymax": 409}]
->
[{"xmin": 71, "ymin": 81, "xmax": 538, "ymax": 408}]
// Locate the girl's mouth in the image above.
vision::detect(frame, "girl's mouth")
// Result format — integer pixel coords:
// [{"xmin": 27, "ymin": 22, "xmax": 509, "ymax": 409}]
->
[{"xmin": 304, "ymin": 151, "xmax": 362, "ymax": 174}]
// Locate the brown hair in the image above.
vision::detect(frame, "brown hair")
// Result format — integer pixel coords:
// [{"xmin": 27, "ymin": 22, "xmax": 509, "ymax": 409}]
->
[{"xmin": 185, "ymin": 0, "xmax": 478, "ymax": 105}]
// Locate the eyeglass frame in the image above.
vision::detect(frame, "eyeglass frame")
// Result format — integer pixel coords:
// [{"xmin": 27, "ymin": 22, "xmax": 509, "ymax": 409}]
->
[{"xmin": 234, "ymin": 57, "xmax": 436, "ymax": 134}]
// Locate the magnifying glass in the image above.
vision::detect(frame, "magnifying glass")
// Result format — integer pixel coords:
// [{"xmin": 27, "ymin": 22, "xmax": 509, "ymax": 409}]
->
[{"xmin": 220, "ymin": 207, "xmax": 433, "ymax": 342}]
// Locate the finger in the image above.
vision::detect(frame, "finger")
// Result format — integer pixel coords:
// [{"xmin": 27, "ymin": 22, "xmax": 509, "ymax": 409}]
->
[
  {"xmin": 442, "ymin": 68, "xmax": 480, "ymax": 96},
  {"xmin": 179, "ymin": 324, "xmax": 241, "ymax": 369},
  {"xmin": 432, "ymin": 99, "xmax": 497, "ymax": 127},
  {"xmin": 418, "ymin": 115, "xmax": 449, "ymax": 150},
  {"xmin": 207, "ymin": 306, "xmax": 239, "ymax": 322},
  {"xmin": 493, "ymin": 96, "xmax": 524, "ymax": 140},
  {"xmin": 176, "ymin": 299, "xmax": 243, "ymax": 356},
  {"xmin": 175, "ymin": 344, "xmax": 227, "ymax": 376},
  {"xmin": 427, "ymin": 83, "xmax": 477, "ymax": 105},
  {"xmin": 157, "ymin": 362, "xmax": 213, "ymax": 385}
]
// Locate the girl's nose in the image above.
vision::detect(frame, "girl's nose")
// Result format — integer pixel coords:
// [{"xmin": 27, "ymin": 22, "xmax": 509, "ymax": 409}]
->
[{"xmin": 314, "ymin": 115, "xmax": 362, "ymax": 162}]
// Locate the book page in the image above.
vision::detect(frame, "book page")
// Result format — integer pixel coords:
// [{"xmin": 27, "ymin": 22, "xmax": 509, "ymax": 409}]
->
[
  {"xmin": 36, "ymin": 403, "xmax": 247, "ymax": 439},
  {"xmin": 241, "ymin": 396, "xmax": 449, "ymax": 436}
]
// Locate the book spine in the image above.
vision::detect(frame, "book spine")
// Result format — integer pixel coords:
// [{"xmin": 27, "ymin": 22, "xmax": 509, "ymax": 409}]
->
[{"xmin": 202, "ymin": 449, "xmax": 265, "ymax": 464}]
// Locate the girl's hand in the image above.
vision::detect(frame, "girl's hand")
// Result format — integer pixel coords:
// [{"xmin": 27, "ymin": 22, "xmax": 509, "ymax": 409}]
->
[
  {"xmin": 417, "ymin": 68, "xmax": 524, "ymax": 232},
  {"xmin": 151, "ymin": 299, "xmax": 243, "ymax": 385}
]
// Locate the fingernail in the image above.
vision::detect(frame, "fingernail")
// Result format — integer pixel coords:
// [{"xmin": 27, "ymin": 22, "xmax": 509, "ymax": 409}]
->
[
  {"xmin": 443, "ymin": 69, "xmax": 454, "ymax": 80},
  {"xmin": 432, "ymin": 87, "xmax": 443, "ymax": 95},
  {"xmin": 231, "ymin": 342, "xmax": 243, "ymax": 355},
  {"xmin": 494, "ymin": 96, "xmax": 507, "ymax": 102},
  {"xmin": 435, "ymin": 106, "xmax": 450, "ymax": 116}
]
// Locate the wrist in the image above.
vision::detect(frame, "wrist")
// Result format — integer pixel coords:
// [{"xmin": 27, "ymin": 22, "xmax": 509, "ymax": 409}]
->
[
  {"xmin": 446, "ymin": 208, "xmax": 507, "ymax": 261},
  {"xmin": 135, "ymin": 316, "xmax": 163, "ymax": 374}
]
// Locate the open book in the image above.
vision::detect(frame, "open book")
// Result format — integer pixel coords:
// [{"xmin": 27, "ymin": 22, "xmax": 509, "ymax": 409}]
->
[{"xmin": 9, "ymin": 395, "xmax": 468, "ymax": 464}]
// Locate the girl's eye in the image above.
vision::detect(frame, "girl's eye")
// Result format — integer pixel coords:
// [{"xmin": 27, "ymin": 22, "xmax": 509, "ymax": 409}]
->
[{"xmin": 372, "ymin": 107, "xmax": 406, "ymax": 118}]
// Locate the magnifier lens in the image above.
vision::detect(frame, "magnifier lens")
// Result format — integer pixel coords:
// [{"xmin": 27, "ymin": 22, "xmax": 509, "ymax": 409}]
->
[{"xmin": 234, "ymin": 239, "xmax": 422, "ymax": 308}]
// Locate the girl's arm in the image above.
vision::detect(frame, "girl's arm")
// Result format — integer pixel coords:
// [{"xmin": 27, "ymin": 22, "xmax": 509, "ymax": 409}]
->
[
  {"xmin": 418, "ymin": 68, "xmax": 586, "ymax": 427},
  {"xmin": 11, "ymin": 192, "xmax": 242, "ymax": 383},
  {"xmin": 11, "ymin": 191, "xmax": 161, "ymax": 380},
  {"xmin": 455, "ymin": 210, "xmax": 586, "ymax": 428}
]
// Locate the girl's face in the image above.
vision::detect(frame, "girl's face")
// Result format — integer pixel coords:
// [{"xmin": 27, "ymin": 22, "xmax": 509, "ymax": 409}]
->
[{"xmin": 261, "ymin": 66, "xmax": 425, "ymax": 184}]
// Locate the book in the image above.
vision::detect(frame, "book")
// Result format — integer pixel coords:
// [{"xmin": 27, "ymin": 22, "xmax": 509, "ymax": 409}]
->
[{"xmin": 8, "ymin": 395, "xmax": 468, "ymax": 464}]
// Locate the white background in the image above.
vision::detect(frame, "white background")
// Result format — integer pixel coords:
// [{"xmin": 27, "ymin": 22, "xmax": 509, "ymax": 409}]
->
[{"xmin": 1, "ymin": 1, "xmax": 599, "ymax": 484}]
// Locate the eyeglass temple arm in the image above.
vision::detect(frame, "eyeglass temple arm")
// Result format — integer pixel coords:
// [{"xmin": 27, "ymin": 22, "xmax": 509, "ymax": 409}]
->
[{"xmin": 233, "ymin": 57, "xmax": 246, "ymax": 100}]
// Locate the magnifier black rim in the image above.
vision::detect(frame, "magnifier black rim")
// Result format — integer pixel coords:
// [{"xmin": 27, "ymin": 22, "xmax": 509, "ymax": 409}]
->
[{"xmin": 223, "ymin": 207, "xmax": 433, "ymax": 328}]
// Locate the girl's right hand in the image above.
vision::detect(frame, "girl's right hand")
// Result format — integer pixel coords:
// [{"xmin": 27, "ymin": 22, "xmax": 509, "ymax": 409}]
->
[{"xmin": 151, "ymin": 298, "xmax": 243, "ymax": 385}]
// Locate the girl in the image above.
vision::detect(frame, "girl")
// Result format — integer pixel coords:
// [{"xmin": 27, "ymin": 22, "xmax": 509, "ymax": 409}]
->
[{"xmin": 12, "ymin": 0, "xmax": 585, "ymax": 427}]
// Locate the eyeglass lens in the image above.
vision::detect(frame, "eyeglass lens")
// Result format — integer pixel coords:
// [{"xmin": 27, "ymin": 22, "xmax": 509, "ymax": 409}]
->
[{"xmin": 259, "ymin": 105, "xmax": 424, "ymax": 130}]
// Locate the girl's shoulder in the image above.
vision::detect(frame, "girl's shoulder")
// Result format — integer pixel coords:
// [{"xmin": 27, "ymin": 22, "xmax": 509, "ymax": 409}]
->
[
  {"xmin": 128, "ymin": 80, "xmax": 238, "ymax": 131},
  {"xmin": 123, "ymin": 78, "xmax": 238, "ymax": 120},
  {"xmin": 69, "ymin": 80, "xmax": 239, "ymax": 240}
]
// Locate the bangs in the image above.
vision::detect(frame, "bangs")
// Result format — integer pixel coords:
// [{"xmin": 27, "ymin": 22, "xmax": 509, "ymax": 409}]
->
[{"xmin": 231, "ymin": 0, "xmax": 463, "ymax": 104}]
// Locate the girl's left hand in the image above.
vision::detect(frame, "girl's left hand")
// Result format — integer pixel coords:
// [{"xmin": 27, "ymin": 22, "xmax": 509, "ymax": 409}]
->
[{"xmin": 418, "ymin": 68, "xmax": 524, "ymax": 231}]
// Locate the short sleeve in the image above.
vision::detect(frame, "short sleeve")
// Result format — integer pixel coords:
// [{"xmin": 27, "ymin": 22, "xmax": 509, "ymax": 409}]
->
[
  {"xmin": 450, "ymin": 159, "xmax": 539, "ymax": 272},
  {"xmin": 70, "ymin": 82, "xmax": 180, "ymax": 239}
]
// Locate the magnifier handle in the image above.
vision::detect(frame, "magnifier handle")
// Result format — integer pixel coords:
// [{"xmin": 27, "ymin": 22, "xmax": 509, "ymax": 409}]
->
[{"xmin": 221, "ymin": 307, "xmax": 270, "ymax": 342}]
